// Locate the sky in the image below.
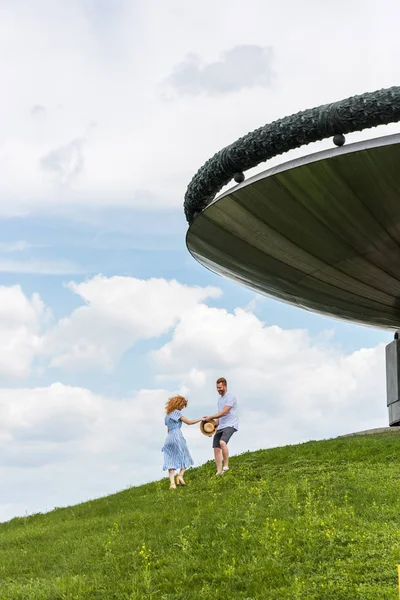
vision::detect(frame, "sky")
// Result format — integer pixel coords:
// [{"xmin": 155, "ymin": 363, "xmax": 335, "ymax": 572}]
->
[{"xmin": 0, "ymin": 0, "xmax": 398, "ymax": 522}]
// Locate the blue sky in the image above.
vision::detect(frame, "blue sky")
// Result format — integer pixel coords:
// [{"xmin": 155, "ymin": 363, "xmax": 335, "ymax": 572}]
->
[{"xmin": 0, "ymin": 0, "xmax": 398, "ymax": 522}]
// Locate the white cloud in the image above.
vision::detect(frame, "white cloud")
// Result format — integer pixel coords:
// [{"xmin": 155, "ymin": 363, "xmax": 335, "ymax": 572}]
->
[
  {"xmin": 0, "ymin": 383, "xmax": 160, "ymax": 459},
  {"xmin": 0, "ymin": 276, "xmax": 388, "ymax": 448},
  {"xmin": 152, "ymin": 303, "xmax": 388, "ymax": 448},
  {"xmin": 0, "ymin": 383, "xmax": 171, "ymax": 519},
  {"xmin": 0, "ymin": 276, "xmax": 388, "ymax": 443},
  {"xmin": 30, "ymin": 104, "xmax": 46, "ymax": 117},
  {"xmin": 0, "ymin": 285, "xmax": 49, "ymax": 381},
  {"xmin": 1, "ymin": 0, "xmax": 400, "ymax": 215},
  {"xmin": 40, "ymin": 137, "xmax": 85, "ymax": 186},
  {"xmin": 0, "ymin": 258, "xmax": 83, "ymax": 274},
  {"xmin": 0, "ymin": 241, "xmax": 30, "ymax": 253},
  {"xmin": 0, "ymin": 277, "xmax": 221, "ymax": 378},
  {"xmin": 43, "ymin": 275, "xmax": 221, "ymax": 371},
  {"xmin": 164, "ymin": 45, "xmax": 275, "ymax": 97}
]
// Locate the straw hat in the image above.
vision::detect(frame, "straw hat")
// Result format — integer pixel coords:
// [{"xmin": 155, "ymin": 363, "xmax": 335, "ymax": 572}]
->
[{"xmin": 200, "ymin": 419, "xmax": 217, "ymax": 437}]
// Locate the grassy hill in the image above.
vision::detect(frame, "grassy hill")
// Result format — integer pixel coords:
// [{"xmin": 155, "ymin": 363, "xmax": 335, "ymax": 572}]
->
[{"xmin": 1, "ymin": 432, "xmax": 400, "ymax": 599}]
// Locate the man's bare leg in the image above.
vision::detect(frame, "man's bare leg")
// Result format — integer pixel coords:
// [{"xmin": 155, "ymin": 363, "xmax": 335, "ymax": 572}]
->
[
  {"xmin": 220, "ymin": 440, "xmax": 229, "ymax": 469},
  {"xmin": 214, "ymin": 447, "xmax": 223, "ymax": 474}
]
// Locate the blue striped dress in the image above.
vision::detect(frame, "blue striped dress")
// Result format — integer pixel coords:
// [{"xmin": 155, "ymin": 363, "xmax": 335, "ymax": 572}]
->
[{"xmin": 162, "ymin": 409, "xmax": 194, "ymax": 471}]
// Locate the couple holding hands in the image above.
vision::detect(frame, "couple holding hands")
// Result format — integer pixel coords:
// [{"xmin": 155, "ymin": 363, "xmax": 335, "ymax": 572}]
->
[{"xmin": 162, "ymin": 377, "xmax": 239, "ymax": 489}]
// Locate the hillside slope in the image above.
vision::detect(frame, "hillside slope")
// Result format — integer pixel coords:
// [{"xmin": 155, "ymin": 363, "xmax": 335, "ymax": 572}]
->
[{"xmin": 1, "ymin": 433, "xmax": 400, "ymax": 599}]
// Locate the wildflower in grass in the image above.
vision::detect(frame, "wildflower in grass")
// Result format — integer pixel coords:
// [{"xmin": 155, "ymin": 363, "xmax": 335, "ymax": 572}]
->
[{"xmin": 138, "ymin": 544, "xmax": 153, "ymax": 568}]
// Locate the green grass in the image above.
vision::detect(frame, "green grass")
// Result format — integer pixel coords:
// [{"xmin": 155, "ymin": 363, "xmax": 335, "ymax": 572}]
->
[{"xmin": 2, "ymin": 433, "xmax": 400, "ymax": 599}]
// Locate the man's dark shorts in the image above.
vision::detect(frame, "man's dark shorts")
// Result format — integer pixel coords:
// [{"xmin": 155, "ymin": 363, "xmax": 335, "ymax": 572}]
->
[{"xmin": 212, "ymin": 427, "xmax": 237, "ymax": 448}]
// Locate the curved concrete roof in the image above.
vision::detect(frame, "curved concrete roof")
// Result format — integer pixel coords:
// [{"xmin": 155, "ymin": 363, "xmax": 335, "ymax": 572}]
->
[{"xmin": 186, "ymin": 134, "xmax": 400, "ymax": 330}]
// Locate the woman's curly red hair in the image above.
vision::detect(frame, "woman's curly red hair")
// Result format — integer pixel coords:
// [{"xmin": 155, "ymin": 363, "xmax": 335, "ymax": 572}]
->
[{"xmin": 165, "ymin": 395, "xmax": 187, "ymax": 414}]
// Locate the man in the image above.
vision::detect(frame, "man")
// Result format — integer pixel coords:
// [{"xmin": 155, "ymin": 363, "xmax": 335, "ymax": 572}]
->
[{"xmin": 203, "ymin": 377, "xmax": 239, "ymax": 475}]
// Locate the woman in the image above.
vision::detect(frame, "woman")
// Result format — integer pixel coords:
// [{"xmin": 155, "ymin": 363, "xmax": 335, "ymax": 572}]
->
[{"xmin": 162, "ymin": 395, "xmax": 202, "ymax": 489}]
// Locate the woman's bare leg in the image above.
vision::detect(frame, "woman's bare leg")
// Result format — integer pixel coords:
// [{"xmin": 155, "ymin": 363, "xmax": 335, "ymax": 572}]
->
[
  {"xmin": 169, "ymin": 469, "xmax": 176, "ymax": 487},
  {"xmin": 177, "ymin": 468, "xmax": 186, "ymax": 485}
]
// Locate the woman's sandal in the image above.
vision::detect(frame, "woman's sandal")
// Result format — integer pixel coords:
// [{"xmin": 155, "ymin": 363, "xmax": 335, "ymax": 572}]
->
[{"xmin": 176, "ymin": 476, "xmax": 186, "ymax": 486}]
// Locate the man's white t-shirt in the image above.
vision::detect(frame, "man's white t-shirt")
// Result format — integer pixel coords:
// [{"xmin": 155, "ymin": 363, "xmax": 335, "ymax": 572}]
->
[{"xmin": 217, "ymin": 391, "xmax": 239, "ymax": 430}]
